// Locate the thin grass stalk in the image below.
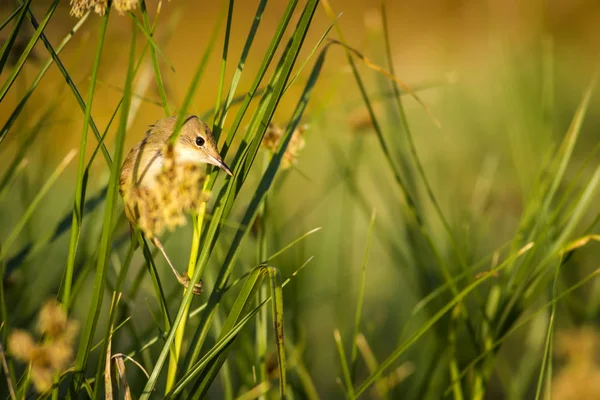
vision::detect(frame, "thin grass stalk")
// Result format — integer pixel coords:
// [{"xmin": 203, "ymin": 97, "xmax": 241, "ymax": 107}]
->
[
  {"xmin": 334, "ymin": 329, "xmax": 354, "ymax": 397},
  {"xmin": 0, "ymin": 92, "xmax": 62, "ymax": 194},
  {"xmin": 0, "ymin": 4, "xmax": 23, "ymax": 32},
  {"xmin": 166, "ymin": 178, "xmax": 211, "ymax": 392},
  {"xmin": 61, "ymin": 8, "xmax": 110, "ymax": 310},
  {"xmin": 216, "ymin": 0, "xmax": 299, "ymax": 161},
  {"xmin": 380, "ymin": 2, "xmax": 469, "ymax": 274},
  {"xmin": 213, "ymin": 0, "xmax": 267, "ymax": 142},
  {"xmin": 533, "ymin": 269, "xmax": 558, "ymax": 400},
  {"xmin": 447, "ymin": 262, "xmax": 600, "ymax": 397},
  {"xmin": 0, "ymin": 0, "xmax": 31, "ymax": 76},
  {"xmin": 256, "ymin": 152, "xmax": 269, "ymax": 399},
  {"xmin": 139, "ymin": 0, "xmax": 170, "ymax": 115},
  {"xmin": 0, "ymin": 11, "xmax": 89, "ymax": 154},
  {"xmin": 350, "ymin": 210, "xmax": 375, "ymax": 381},
  {"xmin": 72, "ymin": 17, "xmax": 136, "ymax": 392},
  {"xmin": 0, "ymin": 0, "xmax": 58, "ymax": 102},
  {"xmin": 95, "ymin": 292, "xmax": 122, "ymax": 399},
  {"xmin": 320, "ymin": 1, "xmax": 459, "ymax": 295},
  {"xmin": 19, "ymin": 1, "xmax": 112, "ymax": 164},
  {"xmin": 268, "ymin": 267, "xmax": 286, "ymax": 398},
  {"xmin": 213, "ymin": 0, "xmax": 234, "ymax": 126},
  {"xmin": 166, "ymin": 0, "xmax": 228, "ymax": 146}
]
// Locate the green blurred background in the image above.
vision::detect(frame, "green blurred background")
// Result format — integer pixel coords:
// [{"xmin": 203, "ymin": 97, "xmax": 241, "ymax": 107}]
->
[{"xmin": 2, "ymin": 0, "xmax": 600, "ymax": 398}]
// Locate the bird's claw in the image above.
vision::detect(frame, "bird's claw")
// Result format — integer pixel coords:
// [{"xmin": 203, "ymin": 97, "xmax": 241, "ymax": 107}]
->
[{"xmin": 178, "ymin": 272, "xmax": 203, "ymax": 295}]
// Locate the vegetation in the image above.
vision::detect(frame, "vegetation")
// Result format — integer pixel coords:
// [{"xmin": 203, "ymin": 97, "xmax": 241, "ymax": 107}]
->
[{"xmin": 1, "ymin": 0, "xmax": 599, "ymax": 399}]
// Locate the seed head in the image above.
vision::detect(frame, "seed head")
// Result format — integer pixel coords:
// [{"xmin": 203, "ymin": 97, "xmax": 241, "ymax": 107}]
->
[
  {"xmin": 8, "ymin": 299, "xmax": 79, "ymax": 393},
  {"xmin": 123, "ymin": 144, "xmax": 210, "ymax": 238},
  {"xmin": 261, "ymin": 122, "xmax": 307, "ymax": 169}
]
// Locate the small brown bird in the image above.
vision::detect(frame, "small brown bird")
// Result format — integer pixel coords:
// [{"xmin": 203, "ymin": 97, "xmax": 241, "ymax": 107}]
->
[{"xmin": 119, "ymin": 115, "xmax": 233, "ymax": 294}]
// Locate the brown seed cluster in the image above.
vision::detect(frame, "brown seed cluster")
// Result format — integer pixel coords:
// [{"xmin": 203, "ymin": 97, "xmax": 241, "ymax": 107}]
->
[
  {"xmin": 8, "ymin": 299, "xmax": 79, "ymax": 393},
  {"xmin": 70, "ymin": 0, "xmax": 141, "ymax": 17},
  {"xmin": 123, "ymin": 145, "xmax": 209, "ymax": 238},
  {"xmin": 261, "ymin": 122, "xmax": 306, "ymax": 170}
]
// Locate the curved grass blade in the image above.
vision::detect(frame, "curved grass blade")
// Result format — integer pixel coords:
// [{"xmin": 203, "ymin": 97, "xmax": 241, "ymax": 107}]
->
[{"xmin": 265, "ymin": 227, "xmax": 322, "ymax": 262}]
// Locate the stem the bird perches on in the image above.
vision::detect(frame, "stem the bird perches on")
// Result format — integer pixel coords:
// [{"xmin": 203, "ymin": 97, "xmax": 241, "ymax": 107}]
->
[{"xmin": 166, "ymin": 176, "xmax": 211, "ymax": 392}]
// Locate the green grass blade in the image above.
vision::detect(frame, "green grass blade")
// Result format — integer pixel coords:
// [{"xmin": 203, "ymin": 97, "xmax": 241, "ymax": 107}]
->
[
  {"xmin": 72, "ymin": 16, "xmax": 136, "ymax": 392},
  {"xmin": 534, "ymin": 265, "xmax": 559, "ymax": 400},
  {"xmin": 19, "ymin": 1, "xmax": 112, "ymax": 165},
  {"xmin": 540, "ymin": 74, "xmax": 597, "ymax": 218},
  {"xmin": 128, "ymin": 7, "xmax": 175, "ymax": 73},
  {"xmin": 447, "ymin": 265, "xmax": 600, "ymax": 397},
  {"xmin": 268, "ymin": 267, "xmax": 286, "ymax": 398},
  {"xmin": 213, "ymin": 0, "xmax": 235, "ymax": 124},
  {"xmin": 0, "ymin": 4, "xmax": 22, "ymax": 32},
  {"xmin": 334, "ymin": 329, "xmax": 354, "ymax": 397},
  {"xmin": 0, "ymin": 11, "xmax": 89, "ymax": 146},
  {"xmin": 167, "ymin": 266, "xmax": 268, "ymax": 397},
  {"xmin": 0, "ymin": 0, "xmax": 31, "ymax": 76},
  {"xmin": 350, "ymin": 210, "xmax": 375, "ymax": 380},
  {"xmin": 139, "ymin": 0, "xmax": 171, "ymax": 115},
  {"xmin": 265, "ymin": 227, "xmax": 322, "ymax": 262},
  {"xmin": 0, "ymin": 0, "xmax": 58, "ymax": 102},
  {"xmin": 62, "ymin": 6, "xmax": 111, "ymax": 310},
  {"xmin": 167, "ymin": 0, "xmax": 227, "ymax": 146},
  {"xmin": 213, "ymin": 0, "xmax": 266, "ymax": 141},
  {"xmin": 283, "ymin": 16, "xmax": 338, "ymax": 93}
]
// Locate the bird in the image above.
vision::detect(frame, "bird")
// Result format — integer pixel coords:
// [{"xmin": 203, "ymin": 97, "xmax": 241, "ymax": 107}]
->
[{"xmin": 119, "ymin": 115, "xmax": 233, "ymax": 294}]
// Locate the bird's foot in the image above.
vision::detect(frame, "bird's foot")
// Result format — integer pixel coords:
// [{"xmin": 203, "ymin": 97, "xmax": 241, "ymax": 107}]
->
[{"xmin": 177, "ymin": 272, "xmax": 203, "ymax": 295}]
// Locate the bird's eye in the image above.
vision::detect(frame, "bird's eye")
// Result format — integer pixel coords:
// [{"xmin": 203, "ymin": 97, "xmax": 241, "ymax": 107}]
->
[{"xmin": 195, "ymin": 136, "xmax": 205, "ymax": 147}]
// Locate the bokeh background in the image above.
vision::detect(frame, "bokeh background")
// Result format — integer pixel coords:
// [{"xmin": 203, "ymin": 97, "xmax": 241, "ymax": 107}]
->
[{"xmin": 2, "ymin": 0, "xmax": 600, "ymax": 398}]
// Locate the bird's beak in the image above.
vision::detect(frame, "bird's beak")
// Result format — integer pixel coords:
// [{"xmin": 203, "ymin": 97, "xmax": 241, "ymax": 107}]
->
[{"xmin": 208, "ymin": 155, "xmax": 234, "ymax": 177}]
